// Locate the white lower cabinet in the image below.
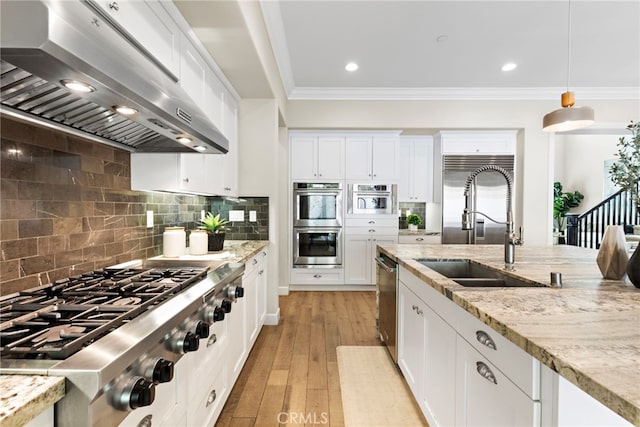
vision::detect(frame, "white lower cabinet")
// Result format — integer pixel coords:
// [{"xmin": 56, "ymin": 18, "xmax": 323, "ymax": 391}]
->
[
  {"xmin": 344, "ymin": 228, "xmax": 397, "ymax": 285},
  {"xmin": 455, "ymin": 335, "xmax": 540, "ymax": 427},
  {"xmin": 397, "ymin": 283, "xmax": 425, "ymax": 397}
]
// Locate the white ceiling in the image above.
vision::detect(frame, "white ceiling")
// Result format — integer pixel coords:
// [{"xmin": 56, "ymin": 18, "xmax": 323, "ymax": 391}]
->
[{"xmin": 259, "ymin": 0, "xmax": 640, "ymax": 100}]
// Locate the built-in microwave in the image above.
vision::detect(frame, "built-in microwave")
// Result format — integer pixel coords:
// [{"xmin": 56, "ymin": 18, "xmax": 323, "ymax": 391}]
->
[
  {"xmin": 293, "ymin": 182, "xmax": 342, "ymax": 227},
  {"xmin": 293, "ymin": 227, "xmax": 342, "ymax": 267},
  {"xmin": 347, "ymin": 183, "xmax": 397, "ymax": 215}
]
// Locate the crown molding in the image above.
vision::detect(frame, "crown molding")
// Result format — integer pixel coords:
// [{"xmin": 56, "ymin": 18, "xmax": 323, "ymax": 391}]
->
[{"xmin": 287, "ymin": 86, "xmax": 640, "ymax": 101}]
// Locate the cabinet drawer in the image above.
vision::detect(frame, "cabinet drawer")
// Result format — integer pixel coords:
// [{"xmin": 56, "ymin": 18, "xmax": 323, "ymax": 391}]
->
[
  {"xmin": 398, "ymin": 235, "xmax": 441, "ymax": 244},
  {"xmin": 291, "ymin": 269, "xmax": 344, "ymax": 284},
  {"xmin": 345, "ymin": 217, "xmax": 398, "ymax": 228},
  {"xmin": 345, "ymin": 227, "xmax": 398, "ymax": 236},
  {"xmin": 190, "ymin": 360, "xmax": 228, "ymax": 427},
  {"xmin": 457, "ymin": 307, "xmax": 540, "ymax": 399}
]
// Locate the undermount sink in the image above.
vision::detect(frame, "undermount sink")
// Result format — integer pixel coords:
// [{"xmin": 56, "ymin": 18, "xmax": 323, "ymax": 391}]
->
[{"xmin": 416, "ymin": 259, "xmax": 543, "ymax": 288}]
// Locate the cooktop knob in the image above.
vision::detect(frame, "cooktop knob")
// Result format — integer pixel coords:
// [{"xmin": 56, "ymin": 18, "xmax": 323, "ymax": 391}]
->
[
  {"xmin": 213, "ymin": 306, "xmax": 225, "ymax": 322},
  {"xmin": 221, "ymin": 299, "xmax": 232, "ymax": 314},
  {"xmin": 195, "ymin": 321, "xmax": 210, "ymax": 339},
  {"xmin": 110, "ymin": 376, "xmax": 156, "ymax": 411},
  {"xmin": 167, "ymin": 331, "xmax": 200, "ymax": 353},
  {"xmin": 226, "ymin": 285, "xmax": 244, "ymax": 300},
  {"xmin": 130, "ymin": 378, "xmax": 155, "ymax": 409},
  {"xmin": 182, "ymin": 332, "xmax": 199, "ymax": 352},
  {"xmin": 153, "ymin": 359, "xmax": 174, "ymax": 384}
]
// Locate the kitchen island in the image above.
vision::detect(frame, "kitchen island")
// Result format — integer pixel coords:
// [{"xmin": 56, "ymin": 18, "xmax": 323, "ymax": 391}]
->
[{"xmin": 379, "ymin": 243, "xmax": 639, "ymax": 426}]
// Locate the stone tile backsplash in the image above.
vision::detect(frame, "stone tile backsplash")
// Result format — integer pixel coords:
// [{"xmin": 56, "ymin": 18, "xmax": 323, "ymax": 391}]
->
[
  {"xmin": 0, "ymin": 117, "xmax": 209, "ymax": 295},
  {"xmin": 399, "ymin": 202, "xmax": 427, "ymax": 229},
  {"xmin": 209, "ymin": 196, "xmax": 269, "ymax": 240}
]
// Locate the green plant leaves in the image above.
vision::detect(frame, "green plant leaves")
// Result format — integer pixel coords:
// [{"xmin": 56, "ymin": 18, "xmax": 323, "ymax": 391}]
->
[{"xmin": 198, "ymin": 212, "xmax": 229, "ymax": 233}]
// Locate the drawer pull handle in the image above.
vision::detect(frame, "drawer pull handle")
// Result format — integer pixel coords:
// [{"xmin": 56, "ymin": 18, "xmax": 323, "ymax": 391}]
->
[
  {"xmin": 476, "ymin": 361, "xmax": 497, "ymax": 384},
  {"xmin": 476, "ymin": 330, "xmax": 497, "ymax": 350},
  {"xmin": 412, "ymin": 305, "xmax": 418, "ymax": 312},
  {"xmin": 416, "ymin": 238, "xmax": 424, "ymax": 241},
  {"xmin": 109, "ymin": 2, "xmax": 120, "ymax": 11},
  {"xmin": 369, "ymin": 220, "xmax": 375, "ymax": 224},
  {"xmin": 136, "ymin": 415, "xmax": 152, "ymax": 427},
  {"xmin": 259, "ymin": 270, "xmax": 264, "ymax": 275},
  {"xmin": 252, "ymin": 259, "xmax": 258, "ymax": 266},
  {"xmin": 369, "ymin": 229, "xmax": 376, "ymax": 232},
  {"xmin": 206, "ymin": 389, "xmax": 217, "ymax": 407},
  {"xmin": 206, "ymin": 333, "xmax": 217, "ymax": 347},
  {"xmin": 313, "ymin": 274, "xmax": 322, "ymax": 278}
]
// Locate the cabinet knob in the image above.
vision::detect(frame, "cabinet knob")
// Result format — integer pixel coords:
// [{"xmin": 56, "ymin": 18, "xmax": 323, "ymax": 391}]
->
[
  {"xmin": 206, "ymin": 389, "xmax": 217, "ymax": 407},
  {"xmin": 368, "ymin": 220, "xmax": 375, "ymax": 224},
  {"xmin": 183, "ymin": 177, "xmax": 189, "ymax": 183},
  {"xmin": 368, "ymin": 229, "xmax": 375, "ymax": 233},
  {"xmin": 373, "ymin": 174, "xmax": 377, "ymax": 177},
  {"xmin": 313, "ymin": 274, "xmax": 322, "ymax": 278},
  {"xmin": 109, "ymin": 1, "xmax": 119, "ymax": 11},
  {"xmin": 318, "ymin": 173, "xmax": 322, "ymax": 177},
  {"xmin": 224, "ymin": 187, "xmax": 231, "ymax": 191}
]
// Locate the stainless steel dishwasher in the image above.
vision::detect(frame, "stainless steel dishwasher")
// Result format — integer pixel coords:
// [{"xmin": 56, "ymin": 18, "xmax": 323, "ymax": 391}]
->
[{"xmin": 376, "ymin": 254, "xmax": 398, "ymax": 363}]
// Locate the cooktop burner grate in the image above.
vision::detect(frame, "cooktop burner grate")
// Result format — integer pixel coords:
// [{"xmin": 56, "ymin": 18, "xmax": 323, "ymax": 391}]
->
[{"xmin": 0, "ymin": 267, "xmax": 207, "ymax": 359}]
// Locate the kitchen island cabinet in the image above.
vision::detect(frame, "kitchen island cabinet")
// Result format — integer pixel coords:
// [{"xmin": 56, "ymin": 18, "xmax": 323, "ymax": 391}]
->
[{"xmin": 380, "ymin": 244, "xmax": 638, "ymax": 427}]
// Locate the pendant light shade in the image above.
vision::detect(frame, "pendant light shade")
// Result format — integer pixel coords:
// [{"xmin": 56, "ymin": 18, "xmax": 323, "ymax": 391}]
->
[
  {"xmin": 542, "ymin": 91, "xmax": 595, "ymax": 132},
  {"xmin": 542, "ymin": 1, "xmax": 595, "ymax": 132}
]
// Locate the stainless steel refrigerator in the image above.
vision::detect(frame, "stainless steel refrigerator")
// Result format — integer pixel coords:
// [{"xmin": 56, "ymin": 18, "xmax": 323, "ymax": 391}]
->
[{"xmin": 441, "ymin": 155, "xmax": 515, "ymax": 244}]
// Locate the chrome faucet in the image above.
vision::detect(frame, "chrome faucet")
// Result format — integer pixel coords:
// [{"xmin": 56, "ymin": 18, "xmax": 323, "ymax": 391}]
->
[{"xmin": 461, "ymin": 165, "xmax": 523, "ymax": 270}]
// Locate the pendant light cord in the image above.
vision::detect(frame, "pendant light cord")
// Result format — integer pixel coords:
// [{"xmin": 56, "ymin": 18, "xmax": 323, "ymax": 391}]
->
[{"xmin": 566, "ymin": 0, "xmax": 572, "ymax": 91}]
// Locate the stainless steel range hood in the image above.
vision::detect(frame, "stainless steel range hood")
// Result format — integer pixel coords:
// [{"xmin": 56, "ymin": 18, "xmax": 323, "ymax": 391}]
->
[{"xmin": 0, "ymin": 0, "xmax": 228, "ymax": 154}]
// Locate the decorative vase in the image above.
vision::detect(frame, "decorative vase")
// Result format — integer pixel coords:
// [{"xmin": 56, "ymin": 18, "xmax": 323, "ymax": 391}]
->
[
  {"xmin": 207, "ymin": 232, "xmax": 225, "ymax": 252},
  {"xmin": 596, "ymin": 225, "xmax": 629, "ymax": 280},
  {"xmin": 627, "ymin": 244, "xmax": 640, "ymax": 288},
  {"xmin": 408, "ymin": 224, "xmax": 418, "ymax": 231}
]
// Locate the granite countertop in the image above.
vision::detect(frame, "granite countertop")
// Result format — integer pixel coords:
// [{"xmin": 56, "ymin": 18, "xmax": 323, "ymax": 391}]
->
[
  {"xmin": 398, "ymin": 229, "xmax": 441, "ymax": 236},
  {"xmin": 0, "ymin": 376, "xmax": 64, "ymax": 426},
  {"xmin": 378, "ymin": 243, "xmax": 639, "ymax": 426},
  {"xmin": 0, "ymin": 240, "xmax": 268, "ymax": 426}
]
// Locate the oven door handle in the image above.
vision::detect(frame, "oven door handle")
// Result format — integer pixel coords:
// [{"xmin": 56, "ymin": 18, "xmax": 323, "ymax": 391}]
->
[
  {"xmin": 295, "ymin": 190, "xmax": 341, "ymax": 196},
  {"xmin": 375, "ymin": 257, "xmax": 396, "ymax": 273}
]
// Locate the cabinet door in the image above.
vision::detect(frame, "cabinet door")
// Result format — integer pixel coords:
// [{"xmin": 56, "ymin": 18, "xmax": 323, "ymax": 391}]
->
[
  {"xmin": 203, "ymin": 154, "xmax": 225, "ymax": 196},
  {"xmin": 291, "ymin": 136, "xmax": 317, "ymax": 180},
  {"xmin": 345, "ymin": 137, "xmax": 373, "ymax": 180},
  {"xmin": 422, "ymin": 305, "xmax": 456, "ymax": 427},
  {"xmin": 371, "ymin": 136, "xmax": 399, "ymax": 180},
  {"xmin": 226, "ymin": 294, "xmax": 246, "ymax": 385},
  {"xmin": 455, "ymin": 336, "xmax": 540, "ymax": 427},
  {"xmin": 398, "ymin": 282, "xmax": 425, "ymax": 399},
  {"xmin": 244, "ymin": 266, "xmax": 259, "ymax": 348},
  {"xmin": 398, "ymin": 141, "xmax": 413, "ymax": 202},
  {"xmin": 93, "ymin": 0, "xmax": 181, "ymax": 78},
  {"xmin": 131, "ymin": 153, "xmax": 179, "ymax": 192},
  {"xmin": 221, "ymin": 93, "xmax": 238, "ymax": 196},
  {"xmin": 256, "ymin": 251, "xmax": 268, "ymax": 326},
  {"xmin": 317, "ymin": 137, "xmax": 345, "ymax": 179},
  {"xmin": 179, "ymin": 154, "xmax": 205, "ymax": 193},
  {"xmin": 203, "ymin": 71, "xmax": 224, "ymax": 129},
  {"xmin": 344, "ymin": 234, "xmax": 372, "ymax": 284},
  {"xmin": 412, "ymin": 138, "xmax": 432, "ymax": 202},
  {"xmin": 180, "ymin": 34, "xmax": 207, "ymax": 108}
]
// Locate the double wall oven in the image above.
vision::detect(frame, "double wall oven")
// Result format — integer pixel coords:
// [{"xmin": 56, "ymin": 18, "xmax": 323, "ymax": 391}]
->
[{"xmin": 292, "ymin": 183, "xmax": 342, "ymax": 267}]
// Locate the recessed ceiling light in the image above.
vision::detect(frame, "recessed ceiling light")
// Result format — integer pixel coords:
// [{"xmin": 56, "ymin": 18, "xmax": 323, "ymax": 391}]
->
[
  {"xmin": 176, "ymin": 136, "xmax": 192, "ymax": 144},
  {"xmin": 61, "ymin": 79, "xmax": 95, "ymax": 93},
  {"xmin": 345, "ymin": 62, "xmax": 359, "ymax": 72},
  {"xmin": 193, "ymin": 146, "xmax": 206, "ymax": 152},
  {"xmin": 436, "ymin": 35, "xmax": 448, "ymax": 43},
  {"xmin": 501, "ymin": 62, "xmax": 517, "ymax": 72},
  {"xmin": 113, "ymin": 105, "xmax": 138, "ymax": 116}
]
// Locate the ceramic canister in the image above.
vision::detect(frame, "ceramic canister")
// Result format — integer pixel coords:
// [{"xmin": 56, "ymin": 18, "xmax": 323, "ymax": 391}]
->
[
  {"xmin": 189, "ymin": 230, "xmax": 208, "ymax": 255},
  {"xmin": 163, "ymin": 226, "xmax": 186, "ymax": 257}
]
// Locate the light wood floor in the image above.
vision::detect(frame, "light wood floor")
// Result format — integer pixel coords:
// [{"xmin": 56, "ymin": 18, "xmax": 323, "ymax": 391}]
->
[{"xmin": 215, "ymin": 291, "xmax": 382, "ymax": 427}]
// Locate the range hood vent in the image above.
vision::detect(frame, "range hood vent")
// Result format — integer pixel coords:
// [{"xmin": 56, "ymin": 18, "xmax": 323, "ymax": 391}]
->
[{"xmin": 0, "ymin": 0, "xmax": 228, "ymax": 154}]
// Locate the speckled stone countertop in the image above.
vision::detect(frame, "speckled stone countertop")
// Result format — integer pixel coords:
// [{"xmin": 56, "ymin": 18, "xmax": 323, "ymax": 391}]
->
[
  {"xmin": 378, "ymin": 243, "xmax": 640, "ymax": 426},
  {"xmin": 0, "ymin": 240, "xmax": 268, "ymax": 426},
  {"xmin": 398, "ymin": 229, "xmax": 441, "ymax": 236},
  {"xmin": 0, "ymin": 376, "xmax": 64, "ymax": 426}
]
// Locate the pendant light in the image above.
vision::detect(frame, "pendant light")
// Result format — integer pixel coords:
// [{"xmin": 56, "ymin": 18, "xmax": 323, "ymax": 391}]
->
[{"xmin": 542, "ymin": 0, "xmax": 594, "ymax": 132}]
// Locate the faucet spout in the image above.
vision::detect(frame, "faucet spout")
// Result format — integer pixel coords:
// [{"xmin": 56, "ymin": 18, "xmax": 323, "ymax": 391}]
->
[{"xmin": 462, "ymin": 165, "xmax": 522, "ymax": 269}]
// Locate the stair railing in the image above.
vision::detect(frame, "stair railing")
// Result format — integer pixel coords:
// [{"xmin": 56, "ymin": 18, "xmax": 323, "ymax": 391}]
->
[{"xmin": 568, "ymin": 183, "xmax": 639, "ymax": 249}]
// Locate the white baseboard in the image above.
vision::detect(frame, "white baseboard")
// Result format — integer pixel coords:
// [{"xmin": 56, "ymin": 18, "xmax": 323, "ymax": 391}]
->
[
  {"xmin": 264, "ymin": 307, "xmax": 280, "ymax": 325},
  {"xmin": 289, "ymin": 284, "xmax": 376, "ymax": 291},
  {"xmin": 278, "ymin": 285, "xmax": 290, "ymax": 295}
]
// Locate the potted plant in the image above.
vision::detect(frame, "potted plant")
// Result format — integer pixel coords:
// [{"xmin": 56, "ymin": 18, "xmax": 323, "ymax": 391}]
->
[
  {"xmin": 553, "ymin": 182, "xmax": 584, "ymax": 242},
  {"xmin": 609, "ymin": 121, "xmax": 640, "ymax": 211},
  {"xmin": 406, "ymin": 213, "xmax": 422, "ymax": 231},
  {"xmin": 198, "ymin": 212, "xmax": 229, "ymax": 251}
]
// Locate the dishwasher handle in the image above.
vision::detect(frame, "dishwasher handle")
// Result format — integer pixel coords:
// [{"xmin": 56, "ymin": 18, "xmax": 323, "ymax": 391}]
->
[{"xmin": 375, "ymin": 257, "xmax": 397, "ymax": 273}]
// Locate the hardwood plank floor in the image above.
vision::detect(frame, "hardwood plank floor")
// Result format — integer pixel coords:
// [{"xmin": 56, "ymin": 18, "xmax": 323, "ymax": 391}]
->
[{"xmin": 215, "ymin": 291, "xmax": 382, "ymax": 427}]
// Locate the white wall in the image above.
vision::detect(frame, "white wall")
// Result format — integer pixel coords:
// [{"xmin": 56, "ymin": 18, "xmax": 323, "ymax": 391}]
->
[
  {"xmin": 554, "ymin": 133, "xmax": 626, "ymax": 213},
  {"xmin": 238, "ymin": 98, "xmax": 281, "ymax": 323},
  {"xmin": 284, "ymin": 99, "xmax": 640, "ymax": 245}
]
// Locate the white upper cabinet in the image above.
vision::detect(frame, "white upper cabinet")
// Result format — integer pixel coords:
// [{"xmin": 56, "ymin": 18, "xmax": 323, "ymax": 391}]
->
[
  {"xmin": 346, "ymin": 135, "xmax": 399, "ymax": 181},
  {"xmin": 92, "ymin": 0, "xmax": 181, "ymax": 79},
  {"xmin": 290, "ymin": 135, "xmax": 345, "ymax": 181},
  {"xmin": 438, "ymin": 131, "xmax": 517, "ymax": 155},
  {"xmin": 179, "ymin": 32, "xmax": 208, "ymax": 109},
  {"xmin": 399, "ymin": 136, "xmax": 434, "ymax": 202}
]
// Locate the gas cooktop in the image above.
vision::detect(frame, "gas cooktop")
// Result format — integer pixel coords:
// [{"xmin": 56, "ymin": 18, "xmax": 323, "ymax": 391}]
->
[{"xmin": 0, "ymin": 267, "xmax": 208, "ymax": 360}]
